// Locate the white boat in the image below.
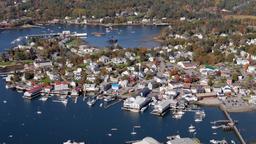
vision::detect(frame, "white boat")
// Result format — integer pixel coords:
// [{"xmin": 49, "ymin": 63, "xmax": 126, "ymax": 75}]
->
[
  {"xmin": 176, "ymin": 110, "xmax": 185, "ymax": 115},
  {"xmin": 70, "ymin": 90, "xmax": 79, "ymax": 96},
  {"xmin": 63, "ymin": 140, "xmax": 85, "ymax": 144},
  {"xmin": 107, "ymin": 133, "xmax": 112, "ymax": 136},
  {"xmin": 172, "ymin": 113, "xmax": 183, "ymax": 119},
  {"xmin": 188, "ymin": 125, "xmax": 196, "ymax": 133},
  {"xmin": 212, "ymin": 125, "xmax": 218, "ymax": 129},
  {"xmin": 99, "ymin": 103, "xmax": 103, "ymax": 107},
  {"xmin": 210, "ymin": 139, "xmax": 217, "ymax": 144},
  {"xmin": 36, "ymin": 111, "xmax": 42, "ymax": 114},
  {"xmin": 39, "ymin": 97, "xmax": 48, "ymax": 102},
  {"xmin": 3, "ymin": 100, "xmax": 7, "ymax": 104},
  {"xmin": 140, "ymin": 106, "xmax": 148, "ymax": 112},
  {"xmin": 131, "ymin": 131, "xmax": 136, "ymax": 135},
  {"xmin": 87, "ymin": 99, "xmax": 96, "ymax": 107},
  {"xmin": 111, "ymin": 128, "xmax": 118, "ymax": 131},
  {"xmin": 53, "ymin": 99, "xmax": 68, "ymax": 105},
  {"xmin": 195, "ymin": 117, "xmax": 202, "ymax": 122}
]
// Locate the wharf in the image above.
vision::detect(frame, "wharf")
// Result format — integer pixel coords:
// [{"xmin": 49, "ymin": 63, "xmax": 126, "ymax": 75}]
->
[{"xmin": 220, "ymin": 104, "xmax": 246, "ymax": 144}]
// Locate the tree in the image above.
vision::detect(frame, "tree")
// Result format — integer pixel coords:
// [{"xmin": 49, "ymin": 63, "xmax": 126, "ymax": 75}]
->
[
  {"xmin": 232, "ymin": 72, "xmax": 239, "ymax": 82},
  {"xmin": 24, "ymin": 72, "xmax": 34, "ymax": 80}
]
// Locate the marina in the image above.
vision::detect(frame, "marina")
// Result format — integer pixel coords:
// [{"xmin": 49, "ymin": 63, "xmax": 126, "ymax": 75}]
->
[{"xmin": 0, "ymin": 24, "xmax": 255, "ymax": 144}]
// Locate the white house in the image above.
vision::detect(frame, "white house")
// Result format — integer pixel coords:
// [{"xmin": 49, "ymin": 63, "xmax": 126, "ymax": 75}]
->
[
  {"xmin": 83, "ymin": 84, "xmax": 99, "ymax": 92},
  {"xmin": 54, "ymin": 82, "xmax": 69, "ymax": 91},
  {"xmin": 112, "ymin": 57, "xmax": 127, "ymax": 65},
  {"xmin": 34, "ymin": 60, "xmax": 52, "ymax": 68},
  {"xmin": 98, "ymin": 56, "xmax": 110, "ymax": 63},
  {"xmin": 236, "ymin": 58, "xmax": 249, "ymax": 65}
]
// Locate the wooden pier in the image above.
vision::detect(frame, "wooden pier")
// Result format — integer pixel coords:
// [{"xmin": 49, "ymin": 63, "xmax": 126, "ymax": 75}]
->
[{"xmin": 221, "ymin": 105, "xmax": 246, "ymax": 144}]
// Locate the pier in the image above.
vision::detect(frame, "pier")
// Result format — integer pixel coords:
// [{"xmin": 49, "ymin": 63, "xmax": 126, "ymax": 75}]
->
[
  {"xmin": 104, "ymin": 99, "xmax": 122, "ymax": 109},
  {"xmin": 221, "ymin": 105, "xmax": 246, "ymax": 144}
]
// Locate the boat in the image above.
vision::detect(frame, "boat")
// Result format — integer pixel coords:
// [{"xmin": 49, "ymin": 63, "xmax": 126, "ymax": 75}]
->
[
  {"xmin": 188, "ymin": 125, "xmax": 196, "ymax": 133},
  {"xmin": 107, "ymin": 133, "xmax": 112, "ymax": 136},
  {"xmin": 53, "ymin": 99, "xmax": 68, "ymax": 105},
  {"xmin": 63, "ymin": 140, "xmax": 85, "ymax": 144},
  {"xmin": 195, "ymin": 117, "xmax": 202, "ymax": 122},
  {"xmin": 212, "ymin": 125, "xmax": 218, "ymax": 129},
  {"xmin": 167, "ymin": 135, "xmax": 181, "ymax": 140},
  {"xmin": 140, "ymin": 106, "xmax": 148, "ymax": 112},
  {"xmin": 36, "ymin": 111, "xmax": 42, "ymax": 114},
  {"xmin": 104, "ymin": 96, "xmax": 115, "ymax": 102},
  {"xmin": 39, "ymin": 97, "xmax": 48, "ymax": 102},
  {"xmin": 3, "ymin": 100, "xmax": 7, "ymax": 104},
  {"xmin": 87, "ymin": 99, "xmax": 96, "ymax": 107},
  {"xmin": 70, "ymin": 90, "xmax": 79, "ymax": 96},
  {"xmin": 99, "ymin": 103, "xmax": 103, "ymax": 107},
  {"xmin": 23, "ymin": 85, "xmax": 42, "ymax": 99},
  {"xmin": 111, "ymin": 128, "xmax": 118, "ymax": 131}
]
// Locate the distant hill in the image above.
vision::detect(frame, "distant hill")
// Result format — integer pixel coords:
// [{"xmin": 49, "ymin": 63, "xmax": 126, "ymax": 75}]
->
[{"xmin": 0, "ymin": 0, "xmax": 256, "ymax": 21}]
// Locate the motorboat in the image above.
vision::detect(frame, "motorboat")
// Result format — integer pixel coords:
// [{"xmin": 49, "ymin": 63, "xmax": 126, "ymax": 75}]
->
[{"xmin": 188, "ymin": 125, "xmax": 196, "ymax": 133}]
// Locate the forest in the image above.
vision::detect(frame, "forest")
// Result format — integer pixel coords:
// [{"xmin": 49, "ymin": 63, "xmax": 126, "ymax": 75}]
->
[{"xmin": 0, "ymin": 0, "xmax": 256, "ymax": 21}]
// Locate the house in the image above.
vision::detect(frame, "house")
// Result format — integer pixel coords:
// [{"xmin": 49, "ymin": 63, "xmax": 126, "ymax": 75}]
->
[
  {"xmin": 112, "ymin": 57, "xmax": 127, "ymax": 65},
  {"xmin": 73, "ymin": 68, "xmax": 82, "ymax": 80},
  {"xmin": 177, "ymin": 61, "xmax": 197, "ymax": 69},
  {"xmin": 168, "ymin": 82, "xmax": 183, "ymax": 89},
  {"xmin": 247, "ymin": 66, "xmax": 256, "ymax": 73},
  {"xmin": 88, "ymin": 62, "xmax": 99, "ymax": 73},
  {"xmin": 169, "ymin": 56, "xmax": 176, "ymax": 63},
  {"xmin": 125, "ymin": 52, "xmax": 136, "ymax": 61},
  {"xmin": 98, "ymin": 56, "xmax": 110, "ymax": 63},
  {"xmin": 83, "ymin": 84, "xmax": 99, "ymax": 92},
  {"xmin": 236, "ymin": 58, "xmax": 249, "ymax": 65},
  {"xmin": 46, "ymin": 71, "xmax": 59, "ymax": 81},
  {"xmin": 87, "ymin": 75, "xmax": 96, "ymax": 82},
  {"xmin": 119, "ymin": 80, "xmax": 128, "ymax": 88},
  {"xmin": 33, "ymin": 59, "xmax": 52, "ymax": 68},
  {"xmin": 54, "ymin": 82, "xmax": 69, "ymax": 91},
  {"xmin": 222, "ymin": 85, "xmax": 232, "ymax": 94},
  {"xmin": 112, "ymin": 83, "xmax": 120, "ymax": 91}
]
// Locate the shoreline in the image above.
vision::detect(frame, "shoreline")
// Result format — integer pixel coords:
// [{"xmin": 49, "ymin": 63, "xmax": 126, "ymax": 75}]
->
[
  {"xmin": 0, "ymin": 22, "xmax": 169, "ymax": 30},
  {"xmin": 197, "ymin": 97, "xmax": 256, "ymax": 113}
]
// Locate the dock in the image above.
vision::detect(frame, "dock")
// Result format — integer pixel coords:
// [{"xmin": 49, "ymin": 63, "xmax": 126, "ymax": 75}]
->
[
  {"xmin": 220, "ymin": 105, "xmax": 246, "ymax": 144},
  {"xmin": 104, "ymin": 99, "xmax": 122, "ymax": 109}
]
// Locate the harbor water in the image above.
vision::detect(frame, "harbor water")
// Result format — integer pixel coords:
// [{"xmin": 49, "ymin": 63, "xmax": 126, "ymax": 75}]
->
[{"xmin": 0, "ymin": 25, "xmax": 255, "ymax": 143}]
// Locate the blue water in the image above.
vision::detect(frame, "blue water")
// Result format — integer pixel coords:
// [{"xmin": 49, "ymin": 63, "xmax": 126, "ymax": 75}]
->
[
  {"xmin": 0, "ymin": 24, "xmax": 161, "ymax": 51},
  {"xmin": 0, "ymin": 25, "xmax": 255, "ymax": 143}
]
